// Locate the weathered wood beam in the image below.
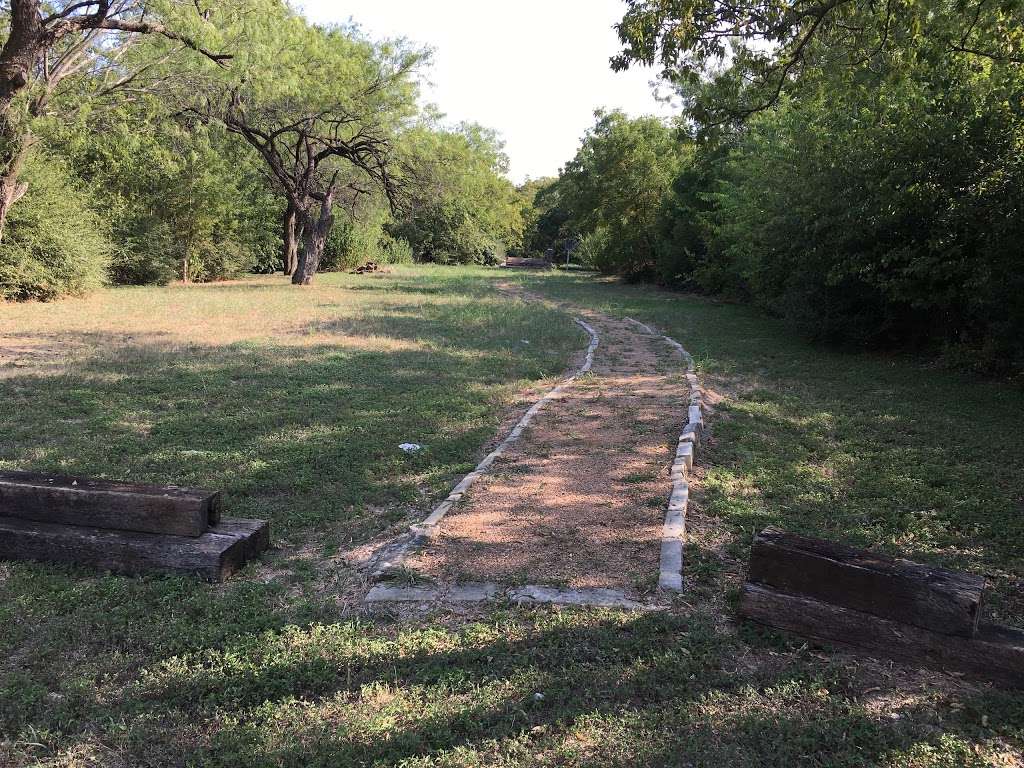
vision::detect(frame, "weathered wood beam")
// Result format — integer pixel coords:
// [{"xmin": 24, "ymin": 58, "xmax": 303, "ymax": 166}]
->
[
  {"xmin": 748, "ymin": 528, "xmax": 985, "ymax": 638},
  {"xmin": 0, "ymin": 470, "xmax": 221, "ymax": 538},
  {"xmin": 739, "ymin": 582, "xmax": 1024, "ymax": 688},
  {"xmin": 0, "ymin": 515, "xmax": 268, "ymax": 582}
]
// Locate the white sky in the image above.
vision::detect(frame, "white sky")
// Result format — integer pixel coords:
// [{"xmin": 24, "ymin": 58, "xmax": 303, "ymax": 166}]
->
[{"xmin": 298, "ymin": 0, "xmax": 676, "ymax": 182}]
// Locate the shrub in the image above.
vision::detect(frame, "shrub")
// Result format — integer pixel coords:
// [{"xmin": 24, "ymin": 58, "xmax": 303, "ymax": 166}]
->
[
  {"xmin": 378, "ymin": 235, "xmax": 413, "ymax": 264},
  {"xmin": 192, "ymin": 239, "xmax": 252, "ymax": 282},
  {"xmin": 0, "ymin": 155, "xmax": 111, "ymax": 300},
  {"xmin": 108, "ymin": 218, "xmax": 178, "ymax": 286},
  {"xmin": 320, "ymin": 209, "xmax": 390, "ymax": 272},
  {"xmin": 574, "ymin": 227, "xmax": 613, "ymax": 272}
]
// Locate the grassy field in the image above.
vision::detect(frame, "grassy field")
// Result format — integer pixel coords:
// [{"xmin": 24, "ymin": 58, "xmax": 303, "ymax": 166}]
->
[
  {"xmin": 0, "ymin": 269, "xmax": 579, "ymax": 540},
  {"xmin": 502, "ymin": 272, "xmax": 1024, "ymax": 623},
  {"xmin": 3, "ymin": 266, "xmax": 1024, "ymax": 767}
]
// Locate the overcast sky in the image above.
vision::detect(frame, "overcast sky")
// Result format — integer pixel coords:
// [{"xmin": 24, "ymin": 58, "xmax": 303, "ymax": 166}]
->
[{"xmin": 298, "ymin": 0, "xmax": 676, "ymax": 182}]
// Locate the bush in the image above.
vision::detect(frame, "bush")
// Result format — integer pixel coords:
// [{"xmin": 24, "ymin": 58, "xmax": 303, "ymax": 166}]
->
[
  {"xmin": 192, "ymin": 239, "xmax": 253, "ymax": 282},
  {"xmin": 479, "ymin": 239, "xmax": 506, "ymax": 266},
  {"xmin": 108, "ymin": 218, "xmax": 178, "ymax": 286},
  {"xmin": 0, "ymin": 155, "xmax": 111, "ymax": 300},
  {"xmin": 574, "ymin": 227, "xmax": 613, "ymax": 272},
  {"xmin": 319, "ymin": 200, "xmax": 393, "ymax": 272},
  {"xmin": 378, "ymin": 235, "xmax": 413, "ymax": 264},
  {"xmin": 51, "ymin": 113, "xmax": 280, "ymax": 285},
  {"xmin": 712, "ymin": 61, "xmax": 1024, "ymax": 368}
]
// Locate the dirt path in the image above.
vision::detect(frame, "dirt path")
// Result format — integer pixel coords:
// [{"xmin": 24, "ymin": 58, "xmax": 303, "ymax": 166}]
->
[{"xmin": 404, "ymin": 297, "xmax": 689, "ymax": 596}]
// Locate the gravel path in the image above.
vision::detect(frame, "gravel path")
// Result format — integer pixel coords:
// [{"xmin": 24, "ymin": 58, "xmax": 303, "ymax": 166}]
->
[{"xmin": 406, "ymin": 304, "xmax": 689, "ymax": 595}]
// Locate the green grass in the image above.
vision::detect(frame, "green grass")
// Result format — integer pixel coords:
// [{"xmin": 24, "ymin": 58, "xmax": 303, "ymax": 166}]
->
[
  {"xmin": 505, "ymin": 271, "xmax": 1024, "ymax": 623},
  {"xmin": 0, "ymin": 268, "xmax": 579, "ymax": 542},
  {"xmin": 2, "ymin": 266, "xmax": 1023, "ymax": 767}
]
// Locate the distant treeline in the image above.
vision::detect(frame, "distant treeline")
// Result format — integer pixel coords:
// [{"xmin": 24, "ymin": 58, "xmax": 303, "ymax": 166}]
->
[
  {"xmin": 527, "ymin": 0, "xmax": 1024, "ymax": 374},
  {"xmin": 0, "ymin": 1, "xmax": 527, "ymax": 299}
]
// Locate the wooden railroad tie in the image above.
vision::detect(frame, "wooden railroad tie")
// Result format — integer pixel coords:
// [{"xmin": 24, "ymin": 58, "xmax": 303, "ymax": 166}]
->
[
  {"xmin": 738, "ymin": 527, "xmax": 1024, "ymax": 688},
  {"xmin": 0, "ymin": 470, "xmax": 269, "ymax": 582}
]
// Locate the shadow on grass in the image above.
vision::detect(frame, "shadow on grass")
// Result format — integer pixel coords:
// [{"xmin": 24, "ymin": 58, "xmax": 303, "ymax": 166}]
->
[
  {"xmin": 0, "ymin": 282, "xmax": 581, "ymax": 543},
  {"xmin": 3, "ymin": 271, "xmax": 1024, "ymax": 765},
  {"xmin": 4, "ymin": 605, "xmax": 1021, "ymax": 766}
]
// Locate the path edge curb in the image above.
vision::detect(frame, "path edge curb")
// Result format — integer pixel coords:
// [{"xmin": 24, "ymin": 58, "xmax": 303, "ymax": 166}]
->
[{"xmin": 625, "ymin": 317, "xmax": 703, "ymax": 593}]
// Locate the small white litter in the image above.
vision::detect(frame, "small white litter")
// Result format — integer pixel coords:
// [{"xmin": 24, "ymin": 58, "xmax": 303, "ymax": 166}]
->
[{"xmin": 399, "ymin": 443, "xmax": 423, "ymax": 453}]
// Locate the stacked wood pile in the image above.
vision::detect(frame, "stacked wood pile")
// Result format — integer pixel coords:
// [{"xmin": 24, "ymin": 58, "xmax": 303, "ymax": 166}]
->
[
  {"xmin": 739, "ymin": 528, "xmax": 1024, "ymax": 687},
  {"xmin": 0, "ymin": 470, "xmax": 269, "ymax": 582}
]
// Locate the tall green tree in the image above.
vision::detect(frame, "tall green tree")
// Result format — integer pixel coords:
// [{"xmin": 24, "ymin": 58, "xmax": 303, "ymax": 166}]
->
[
  {"xmin": 44, "ymin": 92, "xmax": 279, "ymax": 286},
  {"xmin": 389, "ymin": 122, "xmax": 523, "ymax": 264},
  {"xmin": 555, "ymin": 110, "xmax": 687, "ymax": 277},
  {"xmin": 0, "ymin": 0, "xmax": 233, "ymax": 239},
  {"xmin": 599, "ymin": 0, "xmax": 1024, "ymax": 370},
  {"xmin": 614, "ymin": 0, "xmax": 1024, "ymax": 123},
  {"xmin": 190, "ymin": 7, "xmax": 424, "ymax": 284},
  {"xmin": 516, "ymin": 176, "xmax": 563, "ymax": 258},
  {"xmin": 711, "ymin": 44, "xmax": 1024, "ymax": 364}
]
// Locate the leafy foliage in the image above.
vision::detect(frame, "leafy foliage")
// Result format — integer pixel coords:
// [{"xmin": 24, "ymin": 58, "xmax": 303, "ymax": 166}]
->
[
  {"xmin": 532, "ymin": 111, "xmax": 692, "ymax": 278},
  {"xmin": 614, "ymin": 0, "xmax": 1024, "ymax": 123},
  {"xmin": 514, "ymin": 177, "xmax": 558, "ymax": 257},
  {"xmin": 52, "ymin": 106, "xmax": 280, "ymax": 284},
  {"xmin": 0, "ymin": 153, "xmax": 110, "ymax": 299},
  {"xmin": 319, "ymin": 194, "xmax": 395, "ymax": 272},
  {"xmin": 529, "ymin": 3, "xmax": 1024, "ymax": 371},
  {"xmin": 709, "ymin": 28, "xmax": 1024, "ymax": 366},
  {"xmin": 390, "ymin": 123, "xmax": 523, "ymax": 265},
  {"xmin": 0, "ymin": 1, "xmax": 521, "ymax": 297}
]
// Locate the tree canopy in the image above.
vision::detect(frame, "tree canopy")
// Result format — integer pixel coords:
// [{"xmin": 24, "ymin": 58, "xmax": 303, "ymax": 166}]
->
[
  {"xmin": 390, "ymin": 122, "xmax": 523, "ymax": 265},
  {"xmin": 0, "ymin": 0, "xmax": 528, "ymax": 295},
  {"xmin": 523, "ymin": 0, "xmax": 1024, "ymax": 372},
  {"xmin": 188, "ymin": 7, "xmax": 425, "ymax": 282},
  {"xmin": 613, "ymin": 0, "xmax": 1024, "ymax": 122}
]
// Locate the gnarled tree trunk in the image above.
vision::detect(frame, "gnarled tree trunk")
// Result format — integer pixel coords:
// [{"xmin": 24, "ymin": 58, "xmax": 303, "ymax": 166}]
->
[
  {"xmin": 292, "ymin": 192, "xmax": 335, "ymax": 285},
  {"xmin": 0, "ymin": 0, "xmax": 42, "ymax": 241},
  {"xmin": 281, "ymin": 200, "xmax": 300, "ymax": 276}
]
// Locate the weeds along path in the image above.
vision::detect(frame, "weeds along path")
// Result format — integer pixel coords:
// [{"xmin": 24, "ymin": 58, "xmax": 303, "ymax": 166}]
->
[{"xmin": 400, "ymin": 286, "xmax": 691, "ymax": 596}]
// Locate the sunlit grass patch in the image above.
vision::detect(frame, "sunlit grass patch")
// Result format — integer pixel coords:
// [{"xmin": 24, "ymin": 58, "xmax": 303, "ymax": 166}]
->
[{"xmin": 0, "ymin": 267, "xmax": 582, "ymax": 541}]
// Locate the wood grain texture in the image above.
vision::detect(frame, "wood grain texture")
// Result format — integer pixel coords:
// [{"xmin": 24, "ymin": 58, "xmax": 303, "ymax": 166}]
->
[
  {"xmin": 0, "ymin": 515, "xmax": 268, "ymax": 582},
  {"xmin": 0, "ymin": 470, "xmax": 221, "ymax": 537},
  {"xmin": 739, "ymin": 582, "xmax": 1024, "ymax": 688},
  {"xmin": 748, "ymin": 527, "xmax": 985, "ymax": 637}
]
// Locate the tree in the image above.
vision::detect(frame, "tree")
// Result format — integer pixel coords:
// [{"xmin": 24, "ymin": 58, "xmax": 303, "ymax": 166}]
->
[
  {"xmin": 190, "ymin": 10, "xmax": 423, "ymax": 284},
  {"xmin": 709, "ymin": 44, "xmax": 1024, "ymax": 365},
  {"xmin": 613, "ymin": 0, "xmax": 1024, "ymax": 123},
  {"xmin": 555, "ymin": 110, "xmax": 686, "ymax": 277},
  {"xmin": 0, "ymin": 0, "xmax": 231, "ymax": 239},
  {"xmin": 514, "ymin": 177, "xmax": 557, "ymax": 257},
  {"xmin": 47, "ymin": 96, "xmax": 280, "ymax": 285},
  {"xmin": 390, "ymin": 122, "xmax": 523, "ymax": 264}
]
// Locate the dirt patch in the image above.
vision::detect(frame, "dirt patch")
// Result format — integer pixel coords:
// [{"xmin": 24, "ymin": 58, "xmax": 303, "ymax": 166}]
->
[{"xmin": 406, "ymin": 312, "xmax": 689, "ymax": 595}]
